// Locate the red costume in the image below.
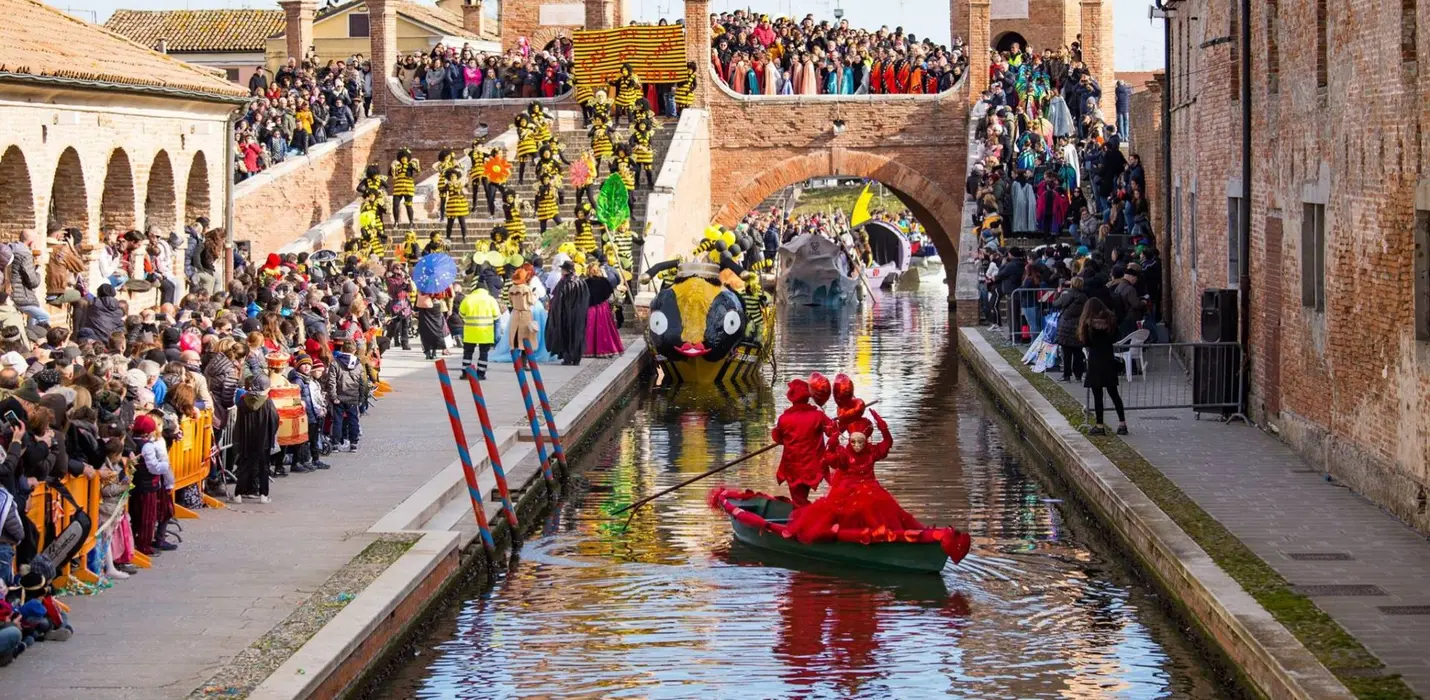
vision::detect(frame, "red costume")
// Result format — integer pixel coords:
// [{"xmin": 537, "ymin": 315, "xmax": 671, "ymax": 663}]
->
[
  {"xmin": 772, "ymin": 379, "xmax": 834, "ymax": 506},
  {"xmin": 784, "ymin": 406, "xmax": 925, "ymax": 544}
]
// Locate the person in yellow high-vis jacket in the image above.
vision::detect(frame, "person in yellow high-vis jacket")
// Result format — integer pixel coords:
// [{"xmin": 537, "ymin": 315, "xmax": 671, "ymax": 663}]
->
[{"xmin": 459, "ymin": 286, "xmax": 501, "ymax": 379}]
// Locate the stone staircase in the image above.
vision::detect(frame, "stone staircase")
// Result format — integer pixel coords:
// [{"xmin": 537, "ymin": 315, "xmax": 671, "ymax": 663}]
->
[{"xmin": 399, "ymin": 118, "xmax": 676, "ymax": 260}]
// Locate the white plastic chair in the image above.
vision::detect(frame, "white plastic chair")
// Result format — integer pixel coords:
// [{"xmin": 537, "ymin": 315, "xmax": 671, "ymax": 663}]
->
[{"xmin": 1114, "ymin": 328, "xmax": 1151, "ymax": 380}]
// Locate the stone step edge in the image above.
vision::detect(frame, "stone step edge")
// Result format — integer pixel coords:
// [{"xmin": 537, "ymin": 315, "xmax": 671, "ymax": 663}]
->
[
  {"xmin": 956, "ymin": 329, "xmax": 1353, "ymax": 700},
  {"xmin": 245, "ymin": 339, "xmax": 650, "ymax": 700}
]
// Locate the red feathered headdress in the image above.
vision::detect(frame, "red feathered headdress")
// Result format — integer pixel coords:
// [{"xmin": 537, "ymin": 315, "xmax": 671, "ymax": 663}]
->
[
  {"xmin": 786, "ymin": 378, "xmax": 811, "ymax": 404},
  {"xmin": 808, "ymin": 372, "xmax": 832, "ymax": 406}
]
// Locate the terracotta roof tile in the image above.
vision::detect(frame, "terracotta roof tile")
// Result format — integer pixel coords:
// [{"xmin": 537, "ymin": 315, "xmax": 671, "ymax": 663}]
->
[
  {"xmin": 104, "ymin": 9, "xmax": 285, "ymax": 53},
  {"xmin": 296, "ymin": 0, "xmax": 479, "ymax": 41},
  {"xmin": 0, "ymin": 0, "xmax": 249, "ymax": 99}
]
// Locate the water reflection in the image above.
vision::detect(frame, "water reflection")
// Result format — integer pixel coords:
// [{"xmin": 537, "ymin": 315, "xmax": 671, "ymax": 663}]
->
[{"xmin": 375, "ymin": 274, "xmax": 1234, "ymax": 700}]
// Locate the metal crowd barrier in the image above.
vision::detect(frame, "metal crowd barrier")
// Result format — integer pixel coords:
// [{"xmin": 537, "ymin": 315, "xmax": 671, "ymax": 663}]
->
[
  {"xmin": 1005, "ymin": 287, "xmax": 1061, "ymax": 344},
  {"xmin": 1080, "ymin": 341, "xmax": 1244, "ymax": 420}
]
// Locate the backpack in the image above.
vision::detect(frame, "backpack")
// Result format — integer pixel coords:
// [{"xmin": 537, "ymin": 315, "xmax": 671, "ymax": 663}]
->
[{"xmin": 38, "ymin": 481, "xmax": 92, "ymax": 580}]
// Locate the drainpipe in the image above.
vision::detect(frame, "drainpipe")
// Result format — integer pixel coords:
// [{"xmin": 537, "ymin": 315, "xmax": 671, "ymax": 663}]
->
[
  {"xmin": 1155, "ymin": 0, "xmax": 1173, "ymax": 331},
  {"xmin": 1237, "ymin": 0, "xmax": 1252, "ymax": 416},
  {"xmin": 223, "ymin": 109, "xmax": 237, "ymax": 292}
]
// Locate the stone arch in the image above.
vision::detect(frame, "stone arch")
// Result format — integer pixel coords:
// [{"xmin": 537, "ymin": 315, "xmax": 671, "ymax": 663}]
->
[
  {"xmin": 994, "ymin": 31, "xmax": 1029, "ymax": 55},
  {"xmin": 145, "ymin": 150, "xmax": 177, "ymax": 234},
  {"xmin": 101, "ymin": 148, "xmax": 136, "ymax": 232},
  {"xmin": 185, "ymin": 151, "xmax": 211, "ymax": 226},
  {"xmin": 0, "ymin": 146, "xmax": 36, "ymax": 243},
  {"xmin": 711, "ymin": 149, "xmax": 963, "ymax": 277},
  {"xmin": 49, "ymin": 147, "xmax": 89, "ymax": 234},
  {"xmin": 530, "ymin": 27, "xmax": 571, "ymax": 54}
]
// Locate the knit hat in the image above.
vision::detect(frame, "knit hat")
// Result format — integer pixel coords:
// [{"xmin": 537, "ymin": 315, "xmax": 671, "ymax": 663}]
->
[
  {"xmin": 294, "ymin": 352, "xmax": 313, "ymax": 367},
  {"xmin": 132, "ymin": 414, "xmax": 158, "ymax": 436}
]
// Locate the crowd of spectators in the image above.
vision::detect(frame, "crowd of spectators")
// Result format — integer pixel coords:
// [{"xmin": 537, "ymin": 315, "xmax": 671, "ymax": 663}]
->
[
  {"xmin": 710, "ymin": 11, "xmax": 968, "ymax": 95},
  {"xmin": 395, "ymin": 38, "xmax": 575, "ymax": 101},
  {"xmin": 234, "ymin": 54, "xmax": 374, "ymax": 182},
  {"xmin": 967, "ymin": 39, "xmax": 1159, "ymax": 433},
  {"xmin": 0, "ymin": 222, "xmax": 398, "ymax": 665}
]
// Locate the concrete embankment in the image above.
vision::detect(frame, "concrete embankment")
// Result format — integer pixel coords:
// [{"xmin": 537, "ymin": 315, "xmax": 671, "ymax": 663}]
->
[
  {"xmin": 957, "ymin": 329, "xmax": 1353, "ymax": 700},
  {"xmin": 248, "ymin": 341, "xmax": 649, "ymax": 700}
]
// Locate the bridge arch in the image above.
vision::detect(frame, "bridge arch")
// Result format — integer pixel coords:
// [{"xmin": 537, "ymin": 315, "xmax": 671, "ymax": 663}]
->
[{"xmin": 711, "ymin": 150, "xmax": 962, "ymax": 283}]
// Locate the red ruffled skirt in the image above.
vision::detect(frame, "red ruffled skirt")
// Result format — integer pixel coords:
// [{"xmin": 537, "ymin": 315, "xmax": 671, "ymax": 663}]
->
[{"xmin": 784, "ymin": 478, "xmax": 924, "ymax": 545}]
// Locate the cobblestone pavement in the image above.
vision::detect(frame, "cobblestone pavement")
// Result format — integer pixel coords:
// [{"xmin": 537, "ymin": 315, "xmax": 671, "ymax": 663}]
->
[
  {"xmin": 1020, "ymin": 340, "xmax": 1430, "ymax": 696},
  {"xmin": 1, "ymin": 347, "xmax": 606, "ymax": 700}
]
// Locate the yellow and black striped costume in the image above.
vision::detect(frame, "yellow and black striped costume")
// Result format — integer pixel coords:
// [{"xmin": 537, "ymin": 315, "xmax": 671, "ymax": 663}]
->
[
  {"xmin": 631, "ymin": 126, "xmax": 654, "ymax": 166},
  {"xmin": 535, "ymin": 181, "xmax": 560, "ymax": 222},
  {"xmin": 610, "ymin": 72, "xmax": 641, "ymax": 109},
  {"xmin": 359, "ymin": 230, "xmax": 386, "ymax": 259},
  {"xmin": 389, "ymin": 159, "xmax": 418, "ymax": 196},
  {"xmin": 441, "ymin": 177, "xmax": 470, "ymax": 218},
  {"xmin": 515, "ymin": 118, "xmax": 538, "ymax": 160},
  {"xmin": 589, "ymin": 122, "xmax": 613, "ymax": 161},
  {"xmin": 531, "ymin": 114, "xmax": 552, "ymax": 145},
  {"xmin": 434, "ymin": 152, "xmax": 459, "ymax": 178},
  {"xmin": 573, "ymin": 217, "xmax": 597, "ymax": 255},
  {"xmin": 590, "ymin": 100, "xmax": 611, "ymax": 126},
  {"xmin": 675, "ymin": 74, "xmax": 696, "ymax": 108},
  {"xmin": 573, "ymin": 76, "xmax": 593, "ymax": 106},
  {"xmin": 606, "ymin": 225, "xmax": 636, "ymax": 272},
  {"xmin": 360, "ymin": 193, "xmax": 386, "ymax": 236},
  {"xmin": 613, "ymin": 156, "xmax": 635, "ymax": 191},
  {"xmin": 740, "ymin": 275, "xmax": 768, "ymax": 339},
  {"xmin": 358, "ymin": 173, "xmax": 387, "ymax": 197},
  {"xmin": 536, "ymin": 152, "xmax": 563, "ymax": 188},
  {"xmin": 467, "ymin": 145, "xmax": 489, "ymax": 184},
  {"xmin": 502, "ymin": 193, "xmax": 527, "ymax": 243}
]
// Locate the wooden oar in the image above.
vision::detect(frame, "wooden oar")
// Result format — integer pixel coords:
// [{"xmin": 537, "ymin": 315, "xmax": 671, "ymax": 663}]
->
[{"xmin": 610, "ymin": 444, "xmax": 779, "ymax": 517}]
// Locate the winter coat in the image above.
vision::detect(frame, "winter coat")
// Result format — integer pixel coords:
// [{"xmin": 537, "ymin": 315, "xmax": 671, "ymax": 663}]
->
[
  {"xmin": 994, "ymin": 257, "xmax": 1026, "ymax": 296},
  {"xmin": 83, "ymin": 294, "xmax": 125, "ymax": 339},
  {"xmin": 324, "ymin": 351, "xmax": 365, "ymax": 405},
  {"xmin": 7, "ymin": 245, "xmax": 41, "ymax": 308},
  {"xmin": 203, "ymin": 353, "xmax": 240, "ymax": 427},
  {"xmin": 771, "ymin": 401, "xmax": 834, "ymax": 489},
  {"xmin": 234, "ymin": 390, "xmax": 278, "ymax": 467},
  {"xmin": 1110, "ymin": 278, "xmax": 1145, "ymax": 325},
  {"xmin": 1012, "ymin": 180, "xmax": 1037, "ymax": 233},
  {"xmin": 1053, "ymin": 288, "xmax": 1089, "ymax": 346},
  {"xmin": 1082, "ymin": 320, "xmax": 1120, "ymax": 389}
]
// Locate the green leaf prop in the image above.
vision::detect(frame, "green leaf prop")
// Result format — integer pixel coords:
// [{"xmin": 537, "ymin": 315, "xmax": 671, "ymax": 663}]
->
[{"xmin": 596, "ymin": 174, "xmax": 630, "ymax": 232}]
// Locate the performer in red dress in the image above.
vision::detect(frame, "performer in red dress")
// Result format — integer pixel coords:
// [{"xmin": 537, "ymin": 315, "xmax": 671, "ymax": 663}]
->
[
  {"xmin": 772, "ymin": 378, "xmax": 835, "ymax": 506},
  {"xmin": 784, "ymin": 400, "xmax": 924, "ymax": 544}
]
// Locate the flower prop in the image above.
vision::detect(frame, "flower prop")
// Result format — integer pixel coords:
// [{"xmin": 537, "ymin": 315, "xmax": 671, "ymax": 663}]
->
[
  {"xmin": 483, "ymin": 153, "xmax": 514, "ymax": 185},
  {"xmin": 568, "ymin": 156, "xmax": 592, "ymax": 189}
]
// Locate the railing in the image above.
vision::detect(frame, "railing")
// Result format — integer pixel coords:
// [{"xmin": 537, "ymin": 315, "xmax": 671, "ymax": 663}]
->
[
  {"xmin": 17, "ymin": 410, "xmax": 225, "ymax": 588},
  {"xmin": 1005, "ymin": 287, "xmax": 1061, "ymax": 344},
  {"xmin": 1080, "ymin": 341, "xmax": 1244, "ymax": 419}
]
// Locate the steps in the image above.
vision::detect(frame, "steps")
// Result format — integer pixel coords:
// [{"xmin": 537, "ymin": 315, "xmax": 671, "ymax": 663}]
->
[{"xmin": 394, "ymin": 118, "xmax": 676, "ymax": 259}]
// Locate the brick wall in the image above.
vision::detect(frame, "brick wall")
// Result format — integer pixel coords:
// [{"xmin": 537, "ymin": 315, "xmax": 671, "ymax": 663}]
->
[
  {"xmin": 1163, "ymin": 0, "xmax": 1430, "ymax": 532},
  {"xmin": 991, "ymin": 0, "xmax": 1076, "ymax": 55},
  {"xmin": 233, "ymin": 117, "xmax": 381, "ymax": 258},
  {"xmin": 501, "ymin": 0, "xmax": 584, "ymax": 51}
]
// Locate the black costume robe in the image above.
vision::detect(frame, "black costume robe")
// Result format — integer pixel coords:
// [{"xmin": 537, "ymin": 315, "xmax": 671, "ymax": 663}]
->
[{"xmin": 545, "ymin": 273, "xmax": 590, "ymax": 363}]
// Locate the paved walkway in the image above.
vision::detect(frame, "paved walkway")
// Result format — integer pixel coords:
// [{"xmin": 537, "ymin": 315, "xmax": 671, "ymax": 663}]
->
[
  {"xmin": 1004, "ymin": 336, "xmax": 1430, "ymax": 696},
  {"xmin": 3, "ymin": 346, "xmax": 613, "ymax": 700}
]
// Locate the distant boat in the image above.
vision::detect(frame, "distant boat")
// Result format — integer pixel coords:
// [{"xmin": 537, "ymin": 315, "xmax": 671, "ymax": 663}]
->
[
  {"xmin": 776, "ymin": 232, "xmax": 859, "ymax": 306},
  {"xmin": 859, "ymin": 220, "xmax": 914, "ymax": 301}
]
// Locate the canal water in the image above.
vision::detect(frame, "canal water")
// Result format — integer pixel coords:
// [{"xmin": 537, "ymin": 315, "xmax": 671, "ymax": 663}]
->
[{"xmin": 373, "ymin": 271, "xmax": 1241, "ymax": 699}]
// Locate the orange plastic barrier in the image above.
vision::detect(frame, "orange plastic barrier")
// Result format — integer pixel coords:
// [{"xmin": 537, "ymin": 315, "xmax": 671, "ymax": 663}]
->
[
  {"xmin": 24, "ymin": 473, "xmax": 103, "ymax": 588},
  {"xmin": 167, "ymin": 411, "xmax": 225, "ymax": 518}
]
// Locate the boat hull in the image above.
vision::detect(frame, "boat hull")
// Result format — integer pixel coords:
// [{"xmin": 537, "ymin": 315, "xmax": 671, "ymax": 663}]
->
[{"xmin": 712, "ymin": 489, "xmax": 970, "ymax": 575}]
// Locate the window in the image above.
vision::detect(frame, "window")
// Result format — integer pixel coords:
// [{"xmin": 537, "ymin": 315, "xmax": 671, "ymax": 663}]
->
[
  {"xmin": 1416, "ymin": 210, "xmax": 1430, "ymax": 340},
  {"xmin": 1190, "ymin": 192, "xmax": 1198, "ymax": 270},
  {"xmin": 1404, "ymin": 0, "xmax": 1419, "ymax": 64},
  {"xmin": 1174, "ymin": 186, "xmax": 1183, "ymax": 263},
  {"xmin": 348, "ymin": 13, "xmax": 370, "ymax": 38},
  {"xmin": 225, "ymin": 68, "xmax": 240, "ymax": 83},
  {"xmin": 1316, "ymin": 0, "xmax": 1329, "ymax": 89},
  {"xmin": 1267, "ymin": 1, "xmax": 1280, "ymax": 94},
  {"xmin": 1301, "ymin": 203, "xmax": 1326, "ymax": 311},
  {"xmin": 484, "ymin": 0, "xmax": 501, "ymax": 22},
  {"xmin": 1227, "ymin": 197, "xmax": 1244, "ymax": 287},
  {"xmin": 1230, "ymin": 2, "xmax": 1240, "ymax": 98}
]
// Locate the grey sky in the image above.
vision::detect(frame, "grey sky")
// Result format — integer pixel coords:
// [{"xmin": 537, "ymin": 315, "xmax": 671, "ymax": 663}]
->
[{"xmin": 68, "ymin": 0, "xmax": 1163, "ymax": 70}]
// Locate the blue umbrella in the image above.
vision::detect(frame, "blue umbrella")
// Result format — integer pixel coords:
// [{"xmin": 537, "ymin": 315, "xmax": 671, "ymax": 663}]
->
[{"xmin": 412, "ymin": 252, "xmax": 459, "ymax": 294}]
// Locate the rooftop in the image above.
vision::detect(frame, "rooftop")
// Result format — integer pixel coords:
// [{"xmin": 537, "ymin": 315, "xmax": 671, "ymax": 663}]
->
[
  {"xmin": 104, "ymin": 9, "xmax": 286, "ymax": 54},
  {"xmin": 0, "ymin": 0, "xmax": 249, "ymax": 100}
]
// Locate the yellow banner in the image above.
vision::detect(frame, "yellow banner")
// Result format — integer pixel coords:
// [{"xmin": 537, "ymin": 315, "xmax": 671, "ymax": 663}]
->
[{"xmin": 573, "ymin": 25, "xmax": 688, "ymax": 87}]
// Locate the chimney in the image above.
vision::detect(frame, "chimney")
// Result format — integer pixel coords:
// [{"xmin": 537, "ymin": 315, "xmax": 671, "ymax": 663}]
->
[
  {"xmin": 462, "ymin": 0, "xmax": 486, "ymax": 36},
  {"xmin": 156, "ymin": 38, "xmax": 168, "ymax": 54},
  {"xmin": 278, "ymin": 0, "xmax": 317, "ymax": 63}
]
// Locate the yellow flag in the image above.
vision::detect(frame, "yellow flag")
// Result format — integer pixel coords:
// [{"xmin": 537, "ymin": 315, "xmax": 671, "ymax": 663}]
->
[{"xmin": 850, "ymin": 184, "xmax": 874, "ymax": 228}]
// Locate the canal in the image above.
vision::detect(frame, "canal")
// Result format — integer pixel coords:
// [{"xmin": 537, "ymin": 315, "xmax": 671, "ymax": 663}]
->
[{"xmin": 371, "ymin": 271, "xmax": 1243, "ymax": 699}]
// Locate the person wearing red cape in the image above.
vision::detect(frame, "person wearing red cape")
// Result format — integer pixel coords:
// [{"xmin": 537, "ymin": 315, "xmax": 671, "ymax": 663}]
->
[
  {"xmin": 771, "ymin": 373, "xmax": 834, "ymax": 506},
  {"xmin": 784, "ymin": 380, "xmax": 925, "ymax": 544}
]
